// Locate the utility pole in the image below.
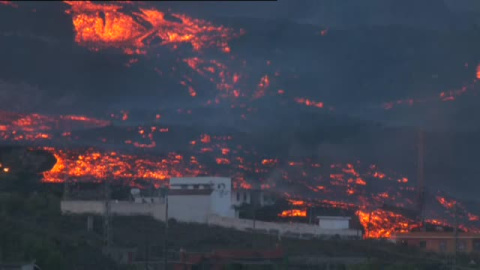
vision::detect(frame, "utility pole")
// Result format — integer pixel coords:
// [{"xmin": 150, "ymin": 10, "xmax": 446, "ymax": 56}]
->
[
  {"xmin": 162, "ymin": 187, "xmax": 169, "ymax": 270},
  {"xmin": 253, "ymin": 190, "xmax": 257, "ymax": 229},
  {"xmin": 103, "ymin": 179, "xmax": 111, "ymax": 247}
]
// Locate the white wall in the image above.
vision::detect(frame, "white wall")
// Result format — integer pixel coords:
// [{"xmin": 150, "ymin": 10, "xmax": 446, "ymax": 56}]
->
[
  {"xmin": 61, "ymin": 201, "xmax": 166, "ymax": 221},
  {"xmin": 207, "ymin": 215, "xmax": 362, "ymax": 239},
  {"xmin": 168, "ymin": 194, "xmax": 211, "ymax": 223},
  {"xmin": 319, "ymin": 218, "xmax": 350, "ymax": 230}
]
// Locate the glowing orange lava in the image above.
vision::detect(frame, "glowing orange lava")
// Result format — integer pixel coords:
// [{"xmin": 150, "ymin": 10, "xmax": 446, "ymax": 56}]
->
[
  {"xmin": 64, "ymin": 1, "xmax": 240, "ymax": 55},
  {"xmin": 41, "ymin": 148, "xmax": 202, "ymax": 183},
  {"xmin": 279, "ymin": 209, "xmax": 307, "ymax": 217},
  {"xmin": 357, "ymin": 209, "xmax": 415, "ymax": 238},
  {"xmin": 0, "ymin": 111, "xmax": 109, "ymax": 142}
]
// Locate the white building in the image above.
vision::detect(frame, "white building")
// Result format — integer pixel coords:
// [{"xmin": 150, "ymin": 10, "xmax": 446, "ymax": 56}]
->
[{"xmin": 169, "ymin": 177, "xmax": 236, "ymax": 222}]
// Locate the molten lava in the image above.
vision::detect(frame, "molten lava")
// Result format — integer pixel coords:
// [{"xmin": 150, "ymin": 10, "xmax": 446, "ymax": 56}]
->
[
  {"xmin": 0, "ymin": 111, "xmax": 110, "ymax": 142},
  {"xmin": 64, "ymin": 1, "xmax": 239, "ymax": 55},
  {"xmin": 383, "ymin": 78, "xmax": 479, "ymax": 110},
  {"xmin": 357, "ymin": 209, "xmax": 416, "ymax": 238},
  {"xmin": 279, "ymin": 209, "xmax": 307, "ymax": 217},
  {"xmin": 42, "ymin": 148, "xmax": 203, "ymax": 183},
  {"xmin": 294, "ymin": 97, "xmax": 324, "ymax": 109}
]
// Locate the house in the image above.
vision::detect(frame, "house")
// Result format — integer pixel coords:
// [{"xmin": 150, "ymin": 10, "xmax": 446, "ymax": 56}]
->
[
  {"xmin": 391, "ymin": 232, "xmax": 480, "ymax": 254},
  {"xmin": 169, "ymin": 177, "xmax": 236, "ymax": 222}
]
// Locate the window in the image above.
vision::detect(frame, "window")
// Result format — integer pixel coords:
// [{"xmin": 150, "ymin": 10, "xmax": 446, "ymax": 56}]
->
[
  {"xmin": 439, "ymin": 240, "xmax": 447, "ymax": 252},
  {"xmin": 193, "ymin": 184, "xmax": 199, "ymax": 189},
  {"xmin": 473, "ymin": 240, "xmax": 480, "ymax": 251},
  {"xmin": 243, "ymin": 192, "xmax": 247, "ymax": 201},
  {"xmin": 419, "ymin": 241, "xmax": 427, "ymax": 248},
  {"xmin": 236, "ymin": 192, "xmax": 240, "ymax": 201},
  {"xmin": 457, "ymin": 240, "xmax": 466, "ymax": 251}
]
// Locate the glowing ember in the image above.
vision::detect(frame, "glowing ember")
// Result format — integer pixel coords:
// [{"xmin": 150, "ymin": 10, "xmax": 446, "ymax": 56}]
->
[
  {"xmin": 436, "ymin": 196, "xmax": 457, "ymax": 209},
  {"xmin": 383, "ymin": 79, "xmax": 478, "ymax": 110},
  {"xmin": 279, "ymin": 209, "xmax": 307, "ymax": 217},
  {"xmin": 0, "ymin": 1, "xmax": 17, "ymax": 8},
  {"xmin": 252, "ymin": 75, "xmax": 270, "ymax": 99},
  {"xmin": 288, "ymin": 199, "xmax": 305, "ymax": 206},
  {"xmin": 294, "ymin": 97, "xmax": 324, "ymax": 109}
]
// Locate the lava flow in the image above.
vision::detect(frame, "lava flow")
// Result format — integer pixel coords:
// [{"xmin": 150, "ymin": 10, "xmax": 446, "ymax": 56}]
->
[
  {"xmin": 64, "ymin": 1, "xmax": 240, "ymax": 55},
  {"xmin": 383, "ymin": 68, "xmax": 479, "ymax": 110},
  {"xmin": 42, "ymin": 147, "xmax": 203, "ymax": 185},
  {"xmin": 0, "ymin": 111, "xmax": 110, "ymax": 142}
]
